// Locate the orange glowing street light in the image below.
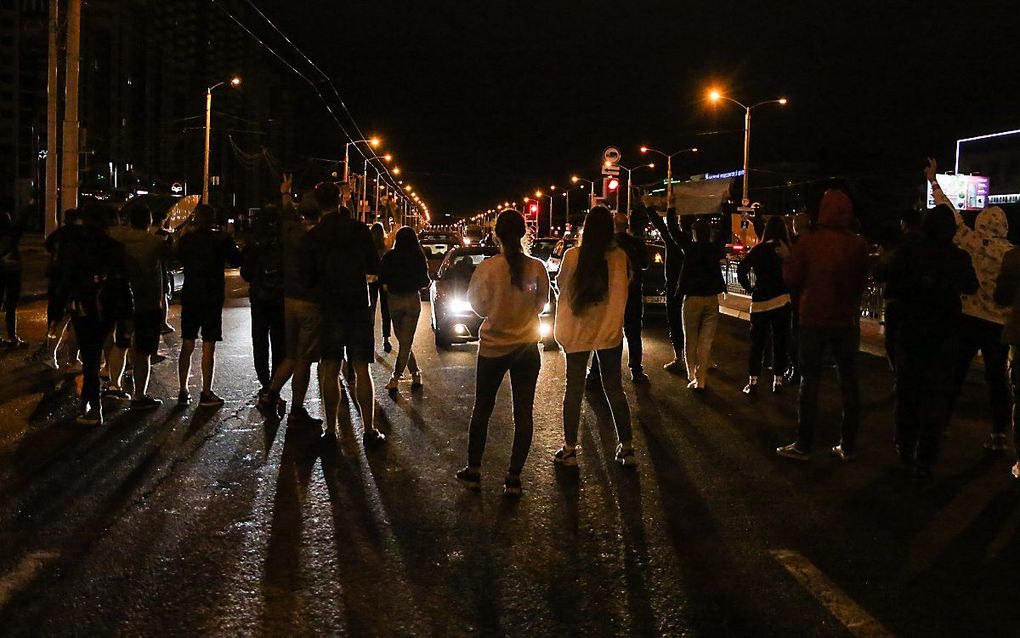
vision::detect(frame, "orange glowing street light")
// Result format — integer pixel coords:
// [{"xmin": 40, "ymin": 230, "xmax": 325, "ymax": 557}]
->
[{"xmin": 707, "ymin": 87, "xmax": 787, "ymax": 206}]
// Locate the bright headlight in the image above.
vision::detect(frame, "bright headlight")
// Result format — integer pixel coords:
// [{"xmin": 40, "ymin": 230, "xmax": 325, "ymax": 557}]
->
[
  {"xmin": 540, "ymin": 322, "xmax": 551, "ymax": 337},
  {"xmin": 449, "ymin": 298, "xmax": 474, "ymax": 313},
  {"xmin": 542, "ymin": 302, "xmax": 551, "ymax": 313}
]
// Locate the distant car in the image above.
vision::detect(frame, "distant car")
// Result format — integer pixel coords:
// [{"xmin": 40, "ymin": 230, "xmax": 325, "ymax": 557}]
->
[
  {"xmin": 420, "ymin": 236, "xmax": 457, "ymax": 280},
  {"xmin": 545, "ymin": 236, "xmax": 576, "ymax": 282},
  {"xmin": 462, "ymin": 224, "xmax": 485, "ymax": 246},
  {"xmin": 529, "ymin": 237, "xmax": 559, "ymax": 262},
  {"xmin": 641, "ymin": 242, "xmax": 667, "ymax": 308},
  {"xmin": 430, "ymin": 246, "xmax": 498, "ymax": 348}
]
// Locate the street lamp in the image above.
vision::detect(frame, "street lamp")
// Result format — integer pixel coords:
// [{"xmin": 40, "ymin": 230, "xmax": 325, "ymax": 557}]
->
[
  {"xmin": 203, "ymin": 76, "xmax": 241, "ymax": 204},
  {"xmin": 638, "ymin": 146, "xmax": 697, "ymax": 209},
  {"xmin": 708, "ymin": 88, "xmax": 787, "ymax": 206},
  {"xmin": 615, "ymin": 162, "xmax": 655, "ymax": 216},
  {"xmin": 343, "ymin": 136, "xmax": 381, "ymax": 182},
  {"xmin": 571, "ymin": 175, "xmax": 596, "ymax": 208}
]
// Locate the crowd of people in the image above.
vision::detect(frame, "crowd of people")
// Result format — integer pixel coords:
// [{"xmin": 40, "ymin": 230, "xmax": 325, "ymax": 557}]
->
[{"xmin": 9, "ymin": 159, "xmax": 1020, "ymax": 496}]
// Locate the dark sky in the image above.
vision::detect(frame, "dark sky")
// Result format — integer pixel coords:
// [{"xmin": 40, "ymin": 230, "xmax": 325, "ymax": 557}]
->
[{"xmin": 255, "ymin": 0, "xmax": 1019, "ymax": 216}]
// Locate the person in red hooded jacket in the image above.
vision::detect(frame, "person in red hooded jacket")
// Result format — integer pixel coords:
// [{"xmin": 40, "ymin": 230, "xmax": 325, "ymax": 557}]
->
[{"xmin": 777, "ymin": 189, "xmax": 869, "ymax": 462}]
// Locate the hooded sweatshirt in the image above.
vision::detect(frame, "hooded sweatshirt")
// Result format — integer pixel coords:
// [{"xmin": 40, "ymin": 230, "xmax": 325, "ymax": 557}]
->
[
  {"xmin": 109, "ymin": 226, "xmax": 172, "ymax": 312},
  {"xmin": 934, "ymin": 188, "xmax": 1012, "ymax": 325},
  {"xmin": 782, "ymin": 190, "xmax": 869, "ymax": 329}
]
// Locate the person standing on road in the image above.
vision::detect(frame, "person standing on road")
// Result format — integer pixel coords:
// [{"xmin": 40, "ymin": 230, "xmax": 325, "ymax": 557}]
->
[
  {"xmin": 676, "ymin": 217, "xmax": 728, "ymax": 391},
  {"xmin": 175, "ymin": 204, "xmax": 240, "ymax": 408},
  {"xmin": 369, "ymin": 222, "xmax": 393, "ymax": 354},
  {"xmin": 737, "ymin": 215, "xmax": 793, "ymax": 395},
  {"xmin": 554, "ymin": 206, "xmax": 637, "ymax": 467},
  {"xmin": 300, "ymin": 182, "xmax": 385, "ymax": 444},
  {"xmin": 778, "ymin": 189, "xmax": 869, "ymax": 462},
  {"xmin": 380, "ymin": 227, "xmax": 430, "ymax": 393},
  {"xmin": 42, "ymin": 208, "xmax": 80, "ymax": 369},
  {"xmin": 108, "ymin": 202, "xmax": 173, "ymax": 410},
  {"xmin": 876, "ymin": 204, "xmax": 977, "ymax": 479},
  {"xmin": 455, "ymin": 210, "xmax": 549, "ymax": 496},
  {"xmin": 785, "ymin": 212, "xmax": 815, "ymax": 385},
  {"xmin": 647, "ymin": 206, "xmax": 686, "ymax": 374},
  {"xmin": 927, "ymin": 159, "xmax": 1015, "ymax": 452},
  {"xmin": 56, "ymin": 203, "xmax": 132, "ymax": 425},
  {"xmin": 241, "ymin": 205, "xmax": 286, "ymax": 393},
  {"xmin": 258, "ymin": 180, "xmax": 323, "ymax": 427},
  {"xmin": 874, "ymin": 208, "xmax": 924, "ymax": 371},
  {"xmin": 993, "ymin": 239, "xmax": 1020, "ymax": 481},
  {"xmin": 0, "ymin": 207, "xmax": 30, "ymax": 346}
]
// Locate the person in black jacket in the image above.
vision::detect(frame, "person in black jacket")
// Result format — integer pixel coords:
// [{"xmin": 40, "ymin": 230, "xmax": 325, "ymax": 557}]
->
[
  {"xmin": 876, "ymin": 204, "xmax": 978, "ymax": 479},
  {"xmin": 0, "ymin": 206, "xmax": 30, "ymax": 346},
  {"xmin": 299, "ymin": 182, "xmax": 384, "ymax": 444},
  {"xmin": 240, "ymin": 205, "xmax": 285, "ymax": 391},
  {"xmin": 369, "ymin": 223, "xmax": 393, "ymax": 353},
  {"xmin": 56, "ymin": 203, "xmax": 133, "ymax": 425},
  {"xmin": 676, "ymin": 217, "xmax": 727, "ymax": 390},
  {"xmin": 380, "ymin": 227, "xmax": 431, "ymax": 393},
  {"xmin": 647, "ymin": 206, "xmax": 685, "ymax": 373},
  {"xmin": 737, "ymin": 216, "xmax": 793, "ymax": 394}
]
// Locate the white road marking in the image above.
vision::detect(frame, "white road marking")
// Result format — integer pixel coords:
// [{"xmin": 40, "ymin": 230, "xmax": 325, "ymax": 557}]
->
[
  {"xmin": 0, "ymin": 550, "xmax": 60, "ymax": 608},
  {"xmin": 771, "ymin": 549, "xmax": 893, "ymax": 638}
]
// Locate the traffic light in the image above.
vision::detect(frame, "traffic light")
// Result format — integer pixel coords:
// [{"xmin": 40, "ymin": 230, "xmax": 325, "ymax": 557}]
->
[
  {"xmin": 528, "ymin": 201, "xmax": 540, "ymax": 216},
  {"xmin": 604, "ymin": 176, "xmax": 620, "ymax": 195}
]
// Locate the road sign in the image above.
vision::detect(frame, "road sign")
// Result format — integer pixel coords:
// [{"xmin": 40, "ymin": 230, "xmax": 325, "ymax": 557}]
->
[
  {"xmin": 601, "ymin": 164, "xmax": 620, "ymax": 176},
  {"xmin": 602, "ymin": 146, "xmax": 621, "ymax": 165}
]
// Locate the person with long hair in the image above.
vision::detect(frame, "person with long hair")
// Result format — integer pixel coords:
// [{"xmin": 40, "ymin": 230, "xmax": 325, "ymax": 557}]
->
[
  {"xmin": 369, "ymin": 222, "xmax": 393, "ymax": 353},
  {"xmin": 455, "ymin": 210, "xmax": 549, "ymax": 496},
  {"xmin": 381, "ymin": 226, "xmax": 430, "ymax": 392},
  {"xmin": 553, "ymin": 206, "xmax": 637, "ymax": 467},
  {"xmin": 677, "ymin": 217, "xmax": 728, "ymax": 391},
  {"xmin": 737, "ymin": 215, "xmax": 793, "ymax": 394}
]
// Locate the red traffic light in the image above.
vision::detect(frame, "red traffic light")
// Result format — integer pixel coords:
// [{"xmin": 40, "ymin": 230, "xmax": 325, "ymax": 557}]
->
[
  {"xmin": 528, "ymin": 202, "xmax": 539, "ymax": 215},
  {"xmin": 604, "ymin": 177, "xmax": 620, "ymax": 194}
]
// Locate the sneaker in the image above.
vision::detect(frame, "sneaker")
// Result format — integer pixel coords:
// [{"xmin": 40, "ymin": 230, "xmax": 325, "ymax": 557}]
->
[
  {"xmin": 615, "ymin": 444, "xmax": 637, "ymax": 467},
  {"xmin": 553, "ymin": 446, "xmax": 578, "ymax": 466},
  {"xmin": 383, "ymin": 338, "xmax": 393, "ymax": 353},
  {"xmin": 663, "ymin": 359, "xmax": 685, "ymax": 375},
  {"xmin": 455, "ymin": 466, "xmax": 481, "ymax": 490},
  {"xmin": 130, "ymin": 395, "xmax": 163, "ymax": 411},
  {"xmin": 198, "ymin": 391, "xmax": 224, "ymax": 407},
  {"xmin": 161, "ymin": 324, "xmax": 176, "ymax": 335},
  {"xmin": 411, "ymin": 371, "xmax": 423, "ymax": 388},
  {"xmin": 772, "ymin": 376, "xmax": 784, "ymax": 393},
  {"xmin": 631, "ymin": 369, "xmax": 650, "ymax": 385},
  {"xmin": 384, "ymin": 376, "xmax": 400, "ymax": 392},
  {"xmin": 256, "ymin": 389, "xmax": 280, "ymax": 418},
  {"xmin": 76, "ymin": 407, "xmax": 103, "ymax": 426},
  {"xmin": 42, "ymin": 357, "xmax": 60, "ymax": 371},
  {"xmin": 177, "ymin": 390, "xmax": 192, "ymax": 406},
  {"xmin": 363, "ymin": 428, "xmax": 386, "ymax": 445},
  {"xmin": 983, "ymin": 433, "xmax": 1008, "ymax": 452},
  {"xmin": 830, "ymin": 445, "xmax": 855, "ymax": 462},
  {"xmin": 742, "ymin": 377, "xmax": 758, "ymax": 395},
  {"xmin": 503, "ymin": 473, "xmax": 523, "ymax": 497},
  {"xmin": 1011, "ymin": 460, "xmax": 1020, "ymax": 480},
  {"xmin": 102, "ymin": 387, "xmax": 131, "ymax": 402},
  {"xmin": 287, "ymin": 406, "xmax": 323, "ymax": 427},
  {"xmin": 151, "ymin": 353, "xmax": 168, "ymax": 364},
  {"xmin": 776, "ymin": 443, "xmax": 810, "ymax": 461},
  {"xmin": 687, "ymin": 379, "xmax": 705, "ymax": 392}
]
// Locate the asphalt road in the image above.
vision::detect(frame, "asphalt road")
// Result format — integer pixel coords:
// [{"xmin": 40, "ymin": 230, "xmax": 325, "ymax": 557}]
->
[{"xmin": 0, "ymin": 272, "xmax": 1017, "ymax": 636}]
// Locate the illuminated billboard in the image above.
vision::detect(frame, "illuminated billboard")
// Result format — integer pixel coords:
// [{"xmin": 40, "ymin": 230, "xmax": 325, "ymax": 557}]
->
[{"xmin": 926, "ymin": 173, "xmax": 989, "ymax": 211}]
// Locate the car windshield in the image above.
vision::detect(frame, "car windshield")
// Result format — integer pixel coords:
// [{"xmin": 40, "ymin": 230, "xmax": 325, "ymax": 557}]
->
[
  {"xmin": 439, "ymin": 253, "xmax": 490, "ymax": 282},
  {"xmin": 530, "ymin": 240, "xmax": 557, "ymax": 261},
  {"xmin": 422, "ymin": 242, "xmax": 451, "ymax": 259}
]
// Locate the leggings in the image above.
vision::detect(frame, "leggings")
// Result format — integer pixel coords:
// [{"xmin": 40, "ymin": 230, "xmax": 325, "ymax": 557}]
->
[
  {"xmin": 369, "ymin": 282, "xmax": 391, "ymax": 339},
  {"xmin": 563, "ymin": 344, "xmax": 633, "ymax": 447},
  {"xmin": 748, "ymin": 304, "xmax": 791, "ymax": 377}
]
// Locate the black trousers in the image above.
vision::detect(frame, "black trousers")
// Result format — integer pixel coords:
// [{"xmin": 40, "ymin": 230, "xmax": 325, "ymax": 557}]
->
[
  {"xmin": 797, "ymin": 326, "xmax": 860, "ymax": 453},
  {"xmin": 624, "ymin": 292, "xmax": 644, "ymax": 372},
  {"xmin": 1007, "ymin": 346, "xmax": 1020, "ymax": 454},
  {"xmin": 251, "ymin": 296, "xmax": 285, "ymax": 388},
  {"xmin": 748, "ymin": 304, "xmax": 791, "ymax": 377},
  {"xmin": 71, "ymin": 314, "xmax": 113, "ymax": 411},
  {"xmin": 0, "ymin": 267, "xmax": 22, "ymax": 338},
  {"xmin": 894, "ymin": 328, "xmax": 956, "ymax": 467},
  {"xmin": 949, "ymin": 314, "xmax": 1010, "ymax": 435},
  {"xmin": 665, "ymin": 281, "xmax": 683, "ymax": 361},
  {"xmin": 467, "ymin": 344, "xmax": 541, "ymax": 475},
  {"xmin": 369, "ymin": 282, "xmax": 391, "ymax": 339}
]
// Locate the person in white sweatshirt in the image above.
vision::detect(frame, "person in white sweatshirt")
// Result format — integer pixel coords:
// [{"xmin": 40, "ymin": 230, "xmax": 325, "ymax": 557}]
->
[
  {"xmin": 455, "ymin": 210, "xmax": 550, "ymax": 497},
  {"xmin": 554, "ymin": 206, "xmax": 637, "ymax": 467}
]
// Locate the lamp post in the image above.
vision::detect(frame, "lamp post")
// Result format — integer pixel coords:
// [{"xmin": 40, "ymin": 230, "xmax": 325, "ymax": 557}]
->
[
  {"xmin": 638, "ymin": 146, "xmax": 697, "ymax": 209},
  {"xmin": 571, "ymin": 175, "xmax": 596, "ymax": 209},
  {"xmin": 614, "ymin": 162, "xmax": 656, "ymax": 216},
  {"xmin": 203, "ymin": 76, "xmax": 241, "ymax": 204},
  {"xmin": 343, "ymin": 136, "xmax": 381, "ymax": 183},
  {"xmin": 708, "ymin": 90, "xmax": 787, "ymax": 206}
]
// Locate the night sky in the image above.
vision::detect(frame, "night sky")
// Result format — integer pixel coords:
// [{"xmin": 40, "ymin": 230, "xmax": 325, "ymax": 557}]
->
[{"xmin": 255, "ymin": 0, "xmax": 1019, "ymax": 216}]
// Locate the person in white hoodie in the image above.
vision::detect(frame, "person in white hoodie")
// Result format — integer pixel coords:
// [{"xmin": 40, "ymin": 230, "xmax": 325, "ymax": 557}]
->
[
  {"xmin": 455, "ymin": 210, "xmax": 550, "ymax": 497},
  {"xmin": 554, "ymin": 206, "xmax": 637, "ymax": 467},
  {"xmin": 927, "ymin": 159, "xmax": 1014, "ymax": 451}
]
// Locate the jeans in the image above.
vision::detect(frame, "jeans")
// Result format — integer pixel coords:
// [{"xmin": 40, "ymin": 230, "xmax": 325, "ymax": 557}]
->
[
  {"xmin": 797, "ymin": 326, "xmax": 861, "ymax": 453},
  {"xmin": 624, "ymin": 292, "xmax": 644, "ymax": 372},
  {"xmin": 369, "ymin": 281, "xmax": 391, "ymax": 339},
  {"xmin": 682, "ymin": 295, "xmax": 719, "ymax": 387},
  {"xmin": 894, "ymin": 327, "xmax": 956, "ymax": 467},
  {"xmin": 0, "ymin": 267, "xmax": 21, "ymax": 338},
  {"xmin": 71, "ymin": 314, "xmax": 113, "ymax": 412},
  {"xmin": 748, "ymin": 304, "xmax": 791, "ymax": 377},
  {"xmin": 665, "ymin": 282, "xmax": 683, "ymax": 360},
  {"xmin": 467, "ymin": 344, "xmax": 541, "ymax": 475},
  {"xmin": 563, "ymin": 344, "xmax": 633, "ymax": 448},
  {"xmin": 251, "ymin": 296, "xmax": 285, "ymax": 388},
  {"xmin": 388, "ymin": 292, "xmax": 421, "ymax": 377},
  {"xmin": 950, "ymin": 314, "xmax": 1010, "ymax": 435},
  {"xmin": 1007, "ymin": 346, "xmax": 1020, "ymax": 455}
]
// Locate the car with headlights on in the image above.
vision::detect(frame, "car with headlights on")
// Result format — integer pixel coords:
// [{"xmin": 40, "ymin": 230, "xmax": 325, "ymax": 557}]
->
[{"xmin": 641, "ymin": 241, "xmax": 668, "ymax": 309}]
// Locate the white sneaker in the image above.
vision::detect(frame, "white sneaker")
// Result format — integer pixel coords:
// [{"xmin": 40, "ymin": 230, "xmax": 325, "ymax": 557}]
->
[{"xmin": 384, "ymin": 376, "xmax": 400, "ymax": 391}]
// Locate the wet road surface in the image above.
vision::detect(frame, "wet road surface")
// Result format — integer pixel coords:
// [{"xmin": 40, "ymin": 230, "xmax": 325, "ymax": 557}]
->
[{"xmin": 0, "ymin": 272, "xmax": 1018, "ymax": 636}]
